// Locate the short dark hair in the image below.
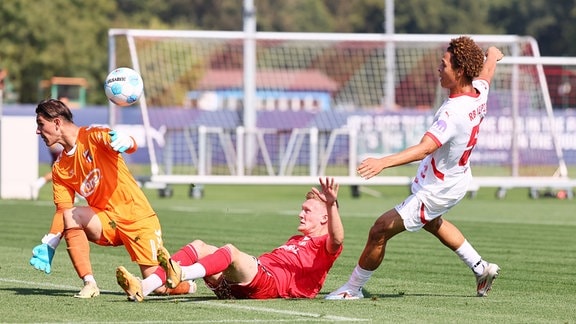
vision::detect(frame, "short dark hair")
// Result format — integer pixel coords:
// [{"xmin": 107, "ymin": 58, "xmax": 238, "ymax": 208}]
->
[{"xmin": 35, "ymin": 99, "xmax": 74, "ymax": 122}]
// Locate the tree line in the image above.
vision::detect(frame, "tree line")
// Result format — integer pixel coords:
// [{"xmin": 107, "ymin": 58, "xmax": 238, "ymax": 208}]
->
[{"xmin": 1, "ymin": 0, "xmax": 574, "ymax": 104}]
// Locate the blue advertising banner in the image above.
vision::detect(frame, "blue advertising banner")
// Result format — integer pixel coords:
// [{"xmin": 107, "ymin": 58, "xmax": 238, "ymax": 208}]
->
[{"xmin": 5, "ymin": 105, "xmax": 575, "ymax": 167}]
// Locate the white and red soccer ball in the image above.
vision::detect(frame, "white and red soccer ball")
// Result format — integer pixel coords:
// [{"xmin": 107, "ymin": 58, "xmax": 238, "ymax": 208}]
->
[{"xmin": 104, "ymin": 67, "xmax": 144, "ymax": 107}]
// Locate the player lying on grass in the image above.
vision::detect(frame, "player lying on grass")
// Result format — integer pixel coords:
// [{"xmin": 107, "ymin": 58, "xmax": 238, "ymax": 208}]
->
[
  {"xmin": 116, "ymin": 177, "xmax": 344, "ymax": 301},
  {"xmin": 30, "ymin": 99, "xmax": 195, "ymax": 298},
  {"xmin": 326, "ymin": 37, "xmax": 504, "ymax": 300}
]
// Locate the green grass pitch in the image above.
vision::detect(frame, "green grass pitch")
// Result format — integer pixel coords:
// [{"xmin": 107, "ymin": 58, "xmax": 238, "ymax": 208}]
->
[{"xmin": 1, "ymin": 183, "xmax": 575, "ymax": 323}]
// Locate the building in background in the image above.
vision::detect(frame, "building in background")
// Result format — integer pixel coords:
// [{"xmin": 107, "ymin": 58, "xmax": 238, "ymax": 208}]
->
[{"xmin": 186, "ymin": 69, "xmax": 338, "ymax": 111}]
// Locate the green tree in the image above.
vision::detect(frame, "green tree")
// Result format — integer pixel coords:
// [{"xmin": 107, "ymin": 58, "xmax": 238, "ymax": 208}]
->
[
  {"xmin": 257, "ymin": 1, "xmax": 333, "ymax": 32},
  {"xmin": 488, "ymin": 0, "xmax": 576, "ymax": 56},
  {"xmin": 1, "ymin": 0, "xmax": 574, "ymax": 104},
  {"xmin": 323, "ymin": 0, "xmax": 385, "ymax": 33},
  {"xmin": 0, "ymin": 0, "xmax": 119, "ymax": 103},
  {"xmin": 394, "ymin": 0, "xmax": 502, "ymax": 35},
  {"xmin": 0, "ymin": 0, "xmax": 181, "ymax": 104}
]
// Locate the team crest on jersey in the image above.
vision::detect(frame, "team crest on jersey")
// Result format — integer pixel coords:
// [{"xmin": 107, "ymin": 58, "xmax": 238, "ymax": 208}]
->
[{"xmin": 80, "ymin": 169, "xmax": 101, "ymax": 197}]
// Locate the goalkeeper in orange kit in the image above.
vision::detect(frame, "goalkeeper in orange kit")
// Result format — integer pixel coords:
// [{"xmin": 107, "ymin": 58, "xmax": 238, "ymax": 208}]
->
[{"xmin": 29, "ymin": 99, "xmax": 196, "ymax": 298}]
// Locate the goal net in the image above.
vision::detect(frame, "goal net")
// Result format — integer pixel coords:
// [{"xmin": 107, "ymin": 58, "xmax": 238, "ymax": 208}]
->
[{"xmin": 108, "ymin": 29, "xmax": 575, "ymax": 189}]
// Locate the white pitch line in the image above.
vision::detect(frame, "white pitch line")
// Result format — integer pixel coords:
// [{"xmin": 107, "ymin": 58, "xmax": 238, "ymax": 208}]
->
[
  {"xmin": 0, "ymin": 278, "xmax": 369, "ymax": 322},
  {"xmin": 0, "ymin": 278, "xmax": 114, "ymax": 293},
  {"xmin": 193, "ymin": 301, "xmax": 369, "ymax": 322}
]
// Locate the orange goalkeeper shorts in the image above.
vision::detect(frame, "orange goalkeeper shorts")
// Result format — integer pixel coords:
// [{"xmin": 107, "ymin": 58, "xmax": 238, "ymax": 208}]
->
[{"xmin": 95, "ymin": 211, "xmax": 163, "ymax": 266}]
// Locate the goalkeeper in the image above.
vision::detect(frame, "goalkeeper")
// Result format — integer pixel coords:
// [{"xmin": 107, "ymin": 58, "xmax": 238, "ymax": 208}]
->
[
  {"xmin": 30, "ymin": 99, "xmax": 196, "ymax": 299},
  {"xmin": 116, "ymin": 177, "xmax": 344, "ymax": 301}
]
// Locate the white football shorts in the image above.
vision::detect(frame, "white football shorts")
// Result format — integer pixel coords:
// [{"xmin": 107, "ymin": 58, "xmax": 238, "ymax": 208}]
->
[{"xmin": 394, "ymin": 193, "xmax": 459, "ymax": 232}]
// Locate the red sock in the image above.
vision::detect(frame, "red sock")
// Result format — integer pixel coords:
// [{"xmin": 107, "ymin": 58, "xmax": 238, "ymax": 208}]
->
[
  {"xmin": 154, "ymin": 243, "xmax": 200, "ymax": 284},
  {"xmin": 198, "ymin": 246, "xmax": 232, "ymax": 276},
  {"xmin": 172, "ymin": 243, "xmax": 199, "ymax": 266},
  {"xmin": 153, "ymin": 266, "xmax": 166, "ymax": 282}
]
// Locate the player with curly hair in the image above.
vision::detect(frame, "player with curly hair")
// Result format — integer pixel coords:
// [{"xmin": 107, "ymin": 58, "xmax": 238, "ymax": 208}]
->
[{"xmin": 326, "ymin": 36, "xmax": 504, "ymax": 299}]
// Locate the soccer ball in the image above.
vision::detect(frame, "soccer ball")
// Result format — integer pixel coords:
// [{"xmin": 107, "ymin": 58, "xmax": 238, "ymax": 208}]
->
[{"xmin": 104, "ymin": 67, "xmax": 144, "ymax": 106}]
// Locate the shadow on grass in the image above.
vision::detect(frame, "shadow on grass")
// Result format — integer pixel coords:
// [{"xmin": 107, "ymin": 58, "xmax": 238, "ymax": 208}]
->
[
  {"xmin": 367, "ymin": 292, "xmax": 474, "ymax": 299},
  {"xmin": 320, "ymin": 288, "xmax": 474, "ymax": 300},
  {"xmin": 141, "ymin": 295, "xmax": 217, "ymax": 303},
  {"xmin": 0, "ymin": 286, "xmax": 122, "ymax": 297},
  {"xmin": 1, "ymin": 286, "xmax": 474, "ymax": 302},
  {"xmin": 1, "ymin": 286, "xmax": 214, "ymax": 302}
]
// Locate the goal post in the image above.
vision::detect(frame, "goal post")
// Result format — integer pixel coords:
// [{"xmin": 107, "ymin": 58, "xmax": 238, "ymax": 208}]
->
[{"xmin": 107, "ymin": 29, "xmax": 575, "ymax": 192}]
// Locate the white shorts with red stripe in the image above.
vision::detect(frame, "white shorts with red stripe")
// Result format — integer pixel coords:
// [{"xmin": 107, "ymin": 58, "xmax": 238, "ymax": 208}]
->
[{"xmin": 394, "ymin": 192, "xmax": 462, "ymax": 232}]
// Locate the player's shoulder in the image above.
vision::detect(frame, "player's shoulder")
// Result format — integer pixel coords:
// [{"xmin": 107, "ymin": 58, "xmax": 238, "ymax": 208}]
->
[
  {"xmin": 308, "ymin": 233, "xmax": 331, "ymax": 245},
  {"xmin": 473, "ymin": 78, "xmax": 490, "ymax": 92},
  {"xmin": 83, "ymin": 124, "xmax": 111, "ymax": 133},
  {"xmin": 80, "ymin": 124, "xmax": 111, "ymax": 143},
  {"xmin": 287, "ymin": 234, "xmax": 304, "ymax": 242}
]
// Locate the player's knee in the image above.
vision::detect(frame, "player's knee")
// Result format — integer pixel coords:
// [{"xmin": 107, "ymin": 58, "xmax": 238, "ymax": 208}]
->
[
  {"xmin": 222, "ymin": 243, "xmax": 238, "ymax": 254},
  {"xmin": 191, "ymin": 239, "xmax": 213, "ymax": 251},
  {"xmin": 368, "ymin": 216, "xmax": 394, "ymax": 242},
  {"xmin": 367, "ymin": 225, "xmax": 388, "ymax": 245},
  {"xmin": 64, "ymin": 206, "xmax": 95, "ymax": 228},
  {"xmin": 62, "ymin": 208, "xmax": 75, "ymax": 224},
  {"xmin": 188, "ymin": 240, "xmax": 219, "ymax": 258},
  {"xmin": 220, "ymin": 244, "xmax": 240, "ymax": 262},
  {"xmin": 190, "ymin": 239, "xmax": 206, "ymax": 248}
]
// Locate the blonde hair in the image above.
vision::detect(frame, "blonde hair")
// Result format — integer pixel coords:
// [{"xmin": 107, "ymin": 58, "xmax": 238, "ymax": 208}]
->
[{"xmin": 306, "ymin": 190, "xmax": 322, "ymax": 202}]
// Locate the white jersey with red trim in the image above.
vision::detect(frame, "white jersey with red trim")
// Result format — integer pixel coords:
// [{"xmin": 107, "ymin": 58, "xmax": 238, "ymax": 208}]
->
[{"xmin": 412, "ymin": 79, "xmax": 489, "ymax": 210}]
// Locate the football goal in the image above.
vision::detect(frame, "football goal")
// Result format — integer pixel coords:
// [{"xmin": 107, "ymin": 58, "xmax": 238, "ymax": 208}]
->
[{"xmin": 107, "ymin": 29, "xmax": 576, "ymax": 196}]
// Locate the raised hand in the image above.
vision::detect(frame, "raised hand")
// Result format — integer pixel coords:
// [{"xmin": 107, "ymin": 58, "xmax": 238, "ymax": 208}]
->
[
  {"xmin": 109, "ymin": 130, "xmax": 134, "ymax": 153},
  {"xmin": 313, "ymin": 177, "xmax": 339, "ymax": 207}
]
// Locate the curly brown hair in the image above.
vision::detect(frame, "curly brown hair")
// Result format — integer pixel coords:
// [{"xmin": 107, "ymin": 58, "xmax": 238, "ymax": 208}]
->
[{"xmin": 447, "ymin": 36, "xmax": 485, "ymax": 84}]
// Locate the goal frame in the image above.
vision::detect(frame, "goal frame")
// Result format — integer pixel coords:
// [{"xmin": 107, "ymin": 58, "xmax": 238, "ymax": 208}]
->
[{"xmin": 107, "ymin": 29, "xmax": 575, "ymax": 193}]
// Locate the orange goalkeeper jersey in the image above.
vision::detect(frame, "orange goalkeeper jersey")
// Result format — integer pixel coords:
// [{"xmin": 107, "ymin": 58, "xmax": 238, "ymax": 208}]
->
[{"xmin": 50, "ymin": 125, "xmax": 155, "ymax": 232}]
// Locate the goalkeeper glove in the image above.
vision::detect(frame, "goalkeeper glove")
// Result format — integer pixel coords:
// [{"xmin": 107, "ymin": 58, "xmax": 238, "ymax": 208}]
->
[
  {"xmin": 109, "ymin": 130, "xmax": 134, "ymax": 153},
  {"xmin": 29, "ymin": 233, "xmax": 61, "ymax": 274}
]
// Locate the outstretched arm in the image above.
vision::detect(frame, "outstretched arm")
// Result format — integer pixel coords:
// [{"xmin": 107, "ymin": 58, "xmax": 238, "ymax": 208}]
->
[
  {"xmin": 357, "ymin": 135, "xmax": 439, "ymax": 180},
  {"xmin": 312, "ymin": 177, "xmax": 344, "ymax": 254}
]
